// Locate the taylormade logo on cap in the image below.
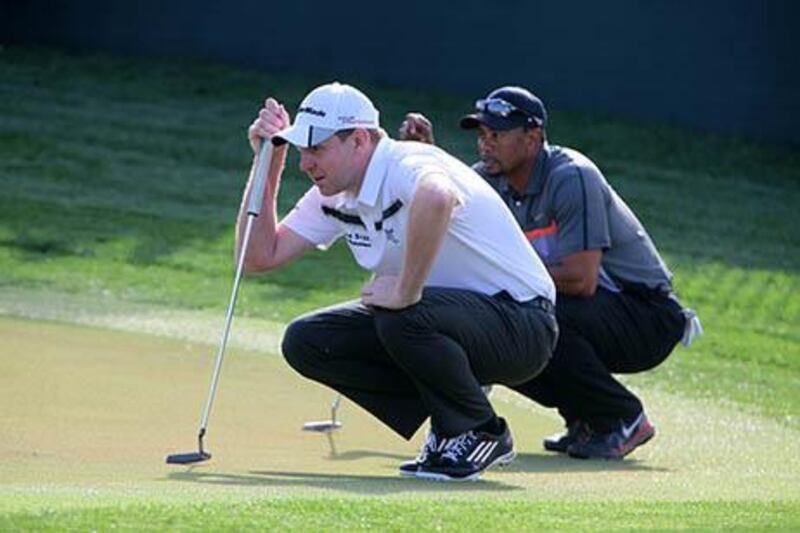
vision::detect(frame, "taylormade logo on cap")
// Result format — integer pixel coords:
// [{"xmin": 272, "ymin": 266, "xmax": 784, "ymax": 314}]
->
[
  {"xmin": 272, "ymin": 82, "xmax": 380, "ymax": 148},
  {"xmin": 297, "ymin": 106, "xmax": 326, "ymax": 117}
]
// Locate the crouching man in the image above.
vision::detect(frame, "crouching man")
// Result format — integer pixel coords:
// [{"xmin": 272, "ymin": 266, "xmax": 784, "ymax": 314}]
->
[{"xmin": 238, "ymin": 82, "xmax": 557, "ymax": 481}]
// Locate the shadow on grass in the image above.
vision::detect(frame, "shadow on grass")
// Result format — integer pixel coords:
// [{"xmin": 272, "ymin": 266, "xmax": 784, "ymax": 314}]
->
[
  {"xmin": 164, "ymin": 449, "xmax": 668, "ymax": 495},
  {"xmin": 300, "ymin": 432, "xmax": 413, "ymax": 462},
  {"xmin": 326, "ymin": 449, "xmax": 410, "ymax": 462},
  {"xmin": 508, "ymin": 452, "xmax": 670, "ymax": 473},
  {"xmin": 165, "ymin": 468, "xmax": 522, "ymax": 494},
  {"xmin": 320, "ymin": 449, "xmax": 669, "ymax": 473}
]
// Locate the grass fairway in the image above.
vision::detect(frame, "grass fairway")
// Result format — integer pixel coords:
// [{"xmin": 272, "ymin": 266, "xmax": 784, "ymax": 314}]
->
[
  {"xmin": 3, "ymin": 501, "xmax": 798, "ymax": 531},
  {"xmin": 1, "ymin": 47, "xmax": 799, "ymax": 529},
  {"xmin": 1, "ymin": 316, "xmax": 799, "ymax": 530}
]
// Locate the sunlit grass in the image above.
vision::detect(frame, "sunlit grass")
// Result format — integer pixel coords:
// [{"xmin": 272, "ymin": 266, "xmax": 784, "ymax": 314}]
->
[
  {"xmin": 1, "ymin": 498, "xmax": 797, "ymax": 531},
  {"xmin": 1, "ymin": 46, "xmax": 798, "ymax": 425}
]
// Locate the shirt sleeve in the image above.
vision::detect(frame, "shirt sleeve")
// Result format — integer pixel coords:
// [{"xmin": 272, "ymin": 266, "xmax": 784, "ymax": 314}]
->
[
  {"xmin": 550, "ymin": 163, "xmax": 611, "ymax": 259},
  {"xmin": 388, "ymin": 163, "xmax": 420, "ymax": 203},
  {"xmin": 388, "ymin": 152, "xmax": 463, "ymax": 213},
  {"xmin": 280, "ymin": 187, "xmax": 343, "ymax": 249}
]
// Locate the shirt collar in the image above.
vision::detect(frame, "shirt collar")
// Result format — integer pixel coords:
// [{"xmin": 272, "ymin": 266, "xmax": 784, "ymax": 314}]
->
[{"xmin": 357, "ymin": 136, "xmax": 392, "ymax": 207}]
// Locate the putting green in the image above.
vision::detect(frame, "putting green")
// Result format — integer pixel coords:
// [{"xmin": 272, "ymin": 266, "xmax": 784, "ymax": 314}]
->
[{"xmin": 1, "ymin": 314, "xmax": 798, "ymax": 513}]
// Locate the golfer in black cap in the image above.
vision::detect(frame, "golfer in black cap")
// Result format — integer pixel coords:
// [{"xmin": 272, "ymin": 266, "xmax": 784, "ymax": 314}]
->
[{"xmin": 401, "ymin": 86, "xmax": 701, "ymax": 460}]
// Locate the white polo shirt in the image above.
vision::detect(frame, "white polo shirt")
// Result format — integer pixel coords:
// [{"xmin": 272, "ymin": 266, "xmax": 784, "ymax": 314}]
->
[{"xmin": 282, "ymin": 138, "xmax": 555, "ymax": 303}]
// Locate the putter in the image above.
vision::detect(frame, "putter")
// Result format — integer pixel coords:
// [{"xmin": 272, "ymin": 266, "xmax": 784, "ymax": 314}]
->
[
  {"xmin": 166, "ymin": 139, "xmax": 274, "ymax": 465},
  {"xmin": 302, "ymin": 394, "xmax": 343, "ymax": 432}
]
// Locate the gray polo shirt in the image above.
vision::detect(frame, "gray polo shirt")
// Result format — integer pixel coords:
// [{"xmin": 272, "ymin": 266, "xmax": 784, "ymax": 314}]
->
[{"xmin": 475, "ymin": 142, "xmax": 673, "ymax": 292}]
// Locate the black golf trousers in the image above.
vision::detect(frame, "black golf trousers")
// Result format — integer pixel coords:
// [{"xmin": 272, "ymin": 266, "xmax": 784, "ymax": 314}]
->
[
  {"xmin": 281, "ymin": 287, "xmax": 557, "ymax": 440},
  {"xmin": 512, "ymin": 286, "xmax": 686, "ymax": 432}
]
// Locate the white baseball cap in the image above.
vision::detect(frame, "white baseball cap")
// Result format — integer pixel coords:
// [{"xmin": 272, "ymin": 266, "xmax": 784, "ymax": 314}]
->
[{"xmin": 272, "ymin": 82, "xmax": 380, "ymax": 148}]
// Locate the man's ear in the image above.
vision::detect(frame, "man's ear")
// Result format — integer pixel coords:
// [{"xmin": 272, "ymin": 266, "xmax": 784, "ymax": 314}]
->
[
  {"xmin": 526, "ymin": 127, "xmax": 543, "ymax": 147},
  {"xmin": 352, "ymin": 128, "xmax": 371, "ymax": 149}
]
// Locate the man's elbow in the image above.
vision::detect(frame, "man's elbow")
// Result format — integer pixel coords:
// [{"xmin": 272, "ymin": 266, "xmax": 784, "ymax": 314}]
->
[{"xmin": 242, "ymin": 254, "xmax": 277, "ymax": 275}]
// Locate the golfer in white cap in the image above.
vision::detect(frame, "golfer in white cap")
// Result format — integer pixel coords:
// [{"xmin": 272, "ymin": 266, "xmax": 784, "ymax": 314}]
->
[{"xmin": 236, "ymin": 82, "xmax": 557, "ymax": 481}]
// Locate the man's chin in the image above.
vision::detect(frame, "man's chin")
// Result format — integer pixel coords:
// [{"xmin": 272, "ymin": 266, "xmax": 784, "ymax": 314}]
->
[
  {"xmin": 482, "ymin": 162, "xmax": 503, "ymax": 176},
  {"xmin": 316, "ymin": 184, "xmax": 339, "ymax": 197}
]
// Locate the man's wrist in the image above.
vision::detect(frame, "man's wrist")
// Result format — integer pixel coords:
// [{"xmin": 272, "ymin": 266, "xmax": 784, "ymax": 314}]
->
[{"xmin": 396, "ymin": 283, "xmax": 423, "ymax": 306}]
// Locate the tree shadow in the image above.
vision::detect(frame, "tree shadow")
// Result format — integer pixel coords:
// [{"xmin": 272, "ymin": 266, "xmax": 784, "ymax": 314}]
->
[
  {"xmin": 4, "ymin": 47, "xmax": 797, "ymax": 321},
  {"xmin": 165, "ymin": 468, "xmax": 523, "ymax": 495}
]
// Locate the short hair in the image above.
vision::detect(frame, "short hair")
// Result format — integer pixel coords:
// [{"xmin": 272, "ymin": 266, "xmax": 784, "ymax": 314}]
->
[
  {"xmin": 335, "ymin": 128, "xmax": 384, "ymax": 144},
  {"xmin": 524, "ymin": 125, "xmax": 547, "ymax": 142}
]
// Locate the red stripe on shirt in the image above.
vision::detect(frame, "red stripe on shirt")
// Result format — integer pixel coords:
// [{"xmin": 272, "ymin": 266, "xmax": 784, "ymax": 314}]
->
[{"xmin": 525, "ymin": 221, "xmax": 557, "ymax": 241}]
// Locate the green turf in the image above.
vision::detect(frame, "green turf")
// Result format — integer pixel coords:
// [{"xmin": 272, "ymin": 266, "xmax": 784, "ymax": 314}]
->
[
  {"xmin": 2, "ymin": 46, "xmax": 797, "ymax": 428},
  {"xmin": 1, "ymin": 499, "xmax": 797, "ymax": 531},
  {"xmin": 1, "ymin": 46, "xmax": 799, "ymax": 529},
  {"xmin": 3, "ymin": 315, "xmax": 797, "ymax": 504}
]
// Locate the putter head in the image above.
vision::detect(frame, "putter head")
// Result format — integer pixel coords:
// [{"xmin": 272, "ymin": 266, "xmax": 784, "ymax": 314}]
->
[
  {"xmin": 302, "ymin": 420, "xmax": 343, "ymax": 432},
  {"xmin": 166, "ymin": 451, "xmax": 212, "ymax": 464}
]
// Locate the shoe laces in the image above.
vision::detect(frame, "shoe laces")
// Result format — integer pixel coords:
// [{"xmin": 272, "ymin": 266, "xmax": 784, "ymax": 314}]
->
[
  {"xmin": 417, "ymin": 430, "xmax": 447, "ymax": 461},
  {"xmin": 441, "ymin": 431, "xmax": 478, "ymax": 463}
]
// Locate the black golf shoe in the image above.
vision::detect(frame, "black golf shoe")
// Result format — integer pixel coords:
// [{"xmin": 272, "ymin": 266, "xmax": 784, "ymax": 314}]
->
[
  {"xmin": 414, "ymin": 418, "xmax": 515, "ymax": 481},
  {"xmin": 543, "ymin": 419, "xmax": 591, "ymax": 453},
  {"xmin": 398, "ymin": 430, "xmax": 449, "ymax": 477},
  {"xmin": 567, "ymin": 412, "xmax": 655, "ymax": 460}
]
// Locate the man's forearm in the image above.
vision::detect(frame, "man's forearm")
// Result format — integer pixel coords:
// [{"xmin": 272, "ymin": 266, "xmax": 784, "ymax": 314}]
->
[
  {"xmin": 548, "ymin": 268, "xmax": 587, "ymax": 295},
  {"xmin": 547, "ymin": 261, "xmax": 597, "ymax": 297},
  {"xmin": 235, "ymin": 145, "xmax": 287, "ymax": 270}
]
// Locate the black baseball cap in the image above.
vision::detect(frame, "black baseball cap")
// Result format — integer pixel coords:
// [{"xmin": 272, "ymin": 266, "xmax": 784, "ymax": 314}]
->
[{"xmin": 460, "ymin": 86, "xmax": 547, "ymax": 131}]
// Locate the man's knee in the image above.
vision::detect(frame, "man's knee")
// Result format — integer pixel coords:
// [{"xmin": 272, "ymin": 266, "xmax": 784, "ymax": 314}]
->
[{"xmin": 281, "ymin": 317, "xmax": 320, "ymax": 377}]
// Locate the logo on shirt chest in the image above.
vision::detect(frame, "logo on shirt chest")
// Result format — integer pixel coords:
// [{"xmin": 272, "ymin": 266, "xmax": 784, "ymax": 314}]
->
[
  {"xmin": 384, "ymin": 226, "xmax": 400, "ymax": 246},
  {"xmin": 321, "ymin": 199, "xmax": 404, "ymax": 250},
  {"xmin": 346, "ymin": 232, "xmax": 372, "ymax": 247}
]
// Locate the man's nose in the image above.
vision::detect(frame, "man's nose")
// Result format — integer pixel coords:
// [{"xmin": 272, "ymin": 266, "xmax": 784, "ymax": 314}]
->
[{"xmin": 299, "ymin": 152, "xmax": 314, "ymax": 173}]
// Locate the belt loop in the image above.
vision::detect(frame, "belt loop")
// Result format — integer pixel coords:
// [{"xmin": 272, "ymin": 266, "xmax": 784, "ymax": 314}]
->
[{"xmin": 533, "ymin": 296, "xmax": 554, "ymax": 314}]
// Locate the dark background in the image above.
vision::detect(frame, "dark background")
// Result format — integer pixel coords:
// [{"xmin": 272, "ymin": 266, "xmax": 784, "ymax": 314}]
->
[{"xmin": 2, "ymin": 0, "xmax": 797, "ymax": 144}]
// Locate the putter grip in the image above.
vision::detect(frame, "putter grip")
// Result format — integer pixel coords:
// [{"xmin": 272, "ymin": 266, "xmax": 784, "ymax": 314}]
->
[{"xmin": 247, "ymin": 139, "xmax": 274, "ymax": 216}]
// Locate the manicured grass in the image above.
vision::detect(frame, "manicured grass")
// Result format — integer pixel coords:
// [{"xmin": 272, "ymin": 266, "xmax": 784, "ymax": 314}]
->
[
  {"xmin": 1, "ymin": 498, "xmax": 797, "ymax": 531},
  {"xmin": 1, "ymin": 45, "xmax": 799, "ymax": 531},
  {"xmin": 1, "ymin": 46, "xmax": 798, "ymax": 429}
]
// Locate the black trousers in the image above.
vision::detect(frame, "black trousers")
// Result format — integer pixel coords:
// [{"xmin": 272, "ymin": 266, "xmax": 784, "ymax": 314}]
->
[
  {"xmin": 281, "ymin": 287, "xmax": 557, "ymax": 440},
  {"xmin": 512, "ymin": 286, "xmax": 685, "ymax": 432}
]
